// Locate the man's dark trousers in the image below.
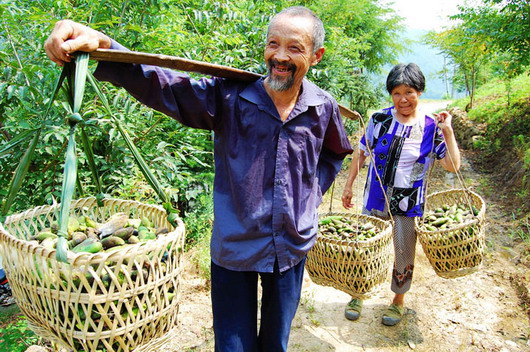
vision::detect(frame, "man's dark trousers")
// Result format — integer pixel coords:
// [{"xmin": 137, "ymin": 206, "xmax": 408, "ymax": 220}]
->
[{"xmin": 211, "ymin": 257, "xmax": 306, "ymax": 352}]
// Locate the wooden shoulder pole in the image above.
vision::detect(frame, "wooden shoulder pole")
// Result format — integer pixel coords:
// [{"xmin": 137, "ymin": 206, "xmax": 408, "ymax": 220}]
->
[{"xmin": 88, "ymin": 49, "xmax": 360, "ymax": 120}]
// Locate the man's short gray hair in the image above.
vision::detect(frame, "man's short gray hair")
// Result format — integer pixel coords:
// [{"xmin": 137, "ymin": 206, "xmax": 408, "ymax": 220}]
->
[{"xmin": 267, "ymin": 6, "xmax": 325, "ymax": 53}]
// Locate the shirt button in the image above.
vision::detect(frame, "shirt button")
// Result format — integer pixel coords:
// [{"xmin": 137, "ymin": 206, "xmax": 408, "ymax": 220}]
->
[{"xmin": 275, "ymin": 179, "xmax": 283, "ymax": 186}]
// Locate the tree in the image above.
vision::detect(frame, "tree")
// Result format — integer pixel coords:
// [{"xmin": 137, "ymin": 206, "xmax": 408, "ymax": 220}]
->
[
  {"xmin": 454, "ymin": 0, "xmax": 530, "ymax": 75},
  {"xmin": 426, "ymin": 24, "xmax": 488, "ymax": 110},
  {"xmin": 1, "ymin": 0, "xmax": 403, "ymax": 216},
  {"xmin": 451, "ymin": 0, "xmax": 530, "ymax": 106}
]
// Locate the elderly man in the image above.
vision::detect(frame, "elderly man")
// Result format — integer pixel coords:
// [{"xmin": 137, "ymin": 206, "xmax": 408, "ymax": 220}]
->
[{"xmin": 45, "ymin": 6, "xmax": 352, "ymax": 351}]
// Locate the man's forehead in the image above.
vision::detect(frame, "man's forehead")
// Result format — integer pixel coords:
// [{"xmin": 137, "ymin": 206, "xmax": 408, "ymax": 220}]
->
[{"xmin": 267, "ymin": 15, "xmax": 314, "ymax": 38}]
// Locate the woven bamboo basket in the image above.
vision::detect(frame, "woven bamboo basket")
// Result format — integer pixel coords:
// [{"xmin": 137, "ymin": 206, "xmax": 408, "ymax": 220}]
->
[
  {"xmin": 0, "ymin": 197, "xmax": 186, "ymax": 352},
  {"xmin": 415, "ymin": 189, "xmax": 486, "ymax": 279},
  {"xmin": 305, "ymin": 213, "xmax": 393, "ymax": 299}
]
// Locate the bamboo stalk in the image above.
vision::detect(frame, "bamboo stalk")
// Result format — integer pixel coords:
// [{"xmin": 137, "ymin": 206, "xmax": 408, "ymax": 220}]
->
[{"xmin": 87, "ymin": 49, "xmax": 360, "ymax": 120}]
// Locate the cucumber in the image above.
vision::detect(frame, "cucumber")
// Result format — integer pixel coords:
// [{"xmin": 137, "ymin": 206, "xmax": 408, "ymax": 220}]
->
[
  {"xmin": 113, "ymin": 226, "xmax": 134, "ymax": 241},
  {"xmin": 34, "ymin": 231, "xmax": 58, "ymax": 242},
  {"xmin": 101, "ymin": 236, "xmax": 126, "ymax": 249},
  {"xmin": 431, "ymin": 217, "xmax": 450, "ymax": 227},
  {"xmin": 72, "ymin": 238, "xmax": 103, "ymax": 254}
]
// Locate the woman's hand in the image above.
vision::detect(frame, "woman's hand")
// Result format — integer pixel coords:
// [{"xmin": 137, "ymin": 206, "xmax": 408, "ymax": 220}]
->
[
  {"xmin": 341, "ymin": 188, "xmax": 354, "ymax": 209},
  {"xmin": 44, "ymin": 20, "xmax": 111, "ymax": 66},
  {"xmin": 433, "ymin": 111, "xmax": 453, "ymax": 132},
  {"xmin": 435, "ymin": 110, "xmax": 461, "ymax": 172}
]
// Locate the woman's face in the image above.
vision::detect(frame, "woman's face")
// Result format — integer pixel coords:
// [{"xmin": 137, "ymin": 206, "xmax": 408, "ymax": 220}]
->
[{"xmin": 390, "ymin": 84, "xmax": 422, "ymax": 118}]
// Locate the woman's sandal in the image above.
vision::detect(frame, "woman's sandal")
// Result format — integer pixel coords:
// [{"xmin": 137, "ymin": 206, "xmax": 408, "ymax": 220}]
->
[
  {"xmin": 382, "ymin": 303, "xmax": 405, "ymax": 326},
  {"xmin": 344, "ymin": 298, "xmax": 363, "ymax": 321}
]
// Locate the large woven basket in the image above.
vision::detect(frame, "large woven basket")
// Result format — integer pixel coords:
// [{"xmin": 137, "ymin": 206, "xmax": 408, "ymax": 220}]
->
[
  {"xmin": 0, "ymin": 197, "xmax": 186, "ymax": 352},
  {"xmin": 415, "ymin": 189, "xmax": 486, "ymax": 279},
  {"xmin": 306, "ymin": 213, "xmax": 393, "ymax": 299}
]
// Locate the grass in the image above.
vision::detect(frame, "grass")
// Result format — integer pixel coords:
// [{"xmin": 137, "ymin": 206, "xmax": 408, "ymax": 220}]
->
[
  {"xmin": 452, "ymin": 74, "xmax": 530, "ymax": 122},
  {"xmin": 0, "ymin": 304, "xmax": 40, "ymax": 352},
  {"xmin": 512, "ymin": 219, "xmax": 530, "ymax": 241},
  {"xmin": 190, "ymin": 231, "xmax": 212, "ymax": 281}
]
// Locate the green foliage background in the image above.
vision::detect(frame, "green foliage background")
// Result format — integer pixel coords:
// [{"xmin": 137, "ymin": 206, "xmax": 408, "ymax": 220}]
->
[
  {"xmin": 0, "ymin": 0, "xmax": 401, "ymax": 226},
  {"xmin": 1, "ymin": 0, "xmax": 529, "ymax": 244}
]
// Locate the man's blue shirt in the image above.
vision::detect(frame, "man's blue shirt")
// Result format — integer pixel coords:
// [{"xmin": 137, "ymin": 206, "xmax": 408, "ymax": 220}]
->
[{"xmin": 95, "ymin": 41, "xmax": 353, "ymax": 273}]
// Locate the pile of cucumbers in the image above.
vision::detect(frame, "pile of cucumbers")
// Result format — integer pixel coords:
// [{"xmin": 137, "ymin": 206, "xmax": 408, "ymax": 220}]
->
[
  {"xmin": 319, "ymin": 215, "xmax": 378, "ymax": 241},
  {"xmin": 31, "ymin": 213, "xmax": 168, "ymax": 254},
  {"xmin": 420, "ymin": 204, "xmax": 480, "ymax": 232}
]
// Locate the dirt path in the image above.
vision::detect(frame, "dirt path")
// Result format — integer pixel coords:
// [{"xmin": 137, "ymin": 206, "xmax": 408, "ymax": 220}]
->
[{"xmin": 162, "ymin": 149, "xmax": 530, "ymax": 352}]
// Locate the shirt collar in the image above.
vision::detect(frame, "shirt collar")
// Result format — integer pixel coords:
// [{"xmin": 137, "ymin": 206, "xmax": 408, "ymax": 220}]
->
[{"xmin": 239, "ymin": 77, "xmax": 327, "ymax": 119}]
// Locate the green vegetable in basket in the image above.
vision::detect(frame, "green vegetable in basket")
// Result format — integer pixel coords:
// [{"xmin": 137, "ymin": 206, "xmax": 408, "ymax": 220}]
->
[
  {"xmin": 138, "ymin": 226, "xmax": 156, "ymax": 241},
  {"xmin": 140, "ymin": 216, "xmax": 152, "ymax": 228},
  {"xmin": 68, "ymin": 232, "xmax": 87, "ymax": 248},
  {"xmin": 98, "ymin": 213, "xmax": 129, "ymax": 238},
  {"xmin": 41, "ymin": 237, "xmax": 58, "ymax": 250},
  {"xmin": 431, "ymin": 217, "xmax": 450, "ymax": 227},
  {"xmin": 72, "ymin": 238, "xmax": 103, "ymax": 253},
  {"xmin": 319, "ymin": 215, "xmax": 379, "ymax": 241},
  {"xmin": 68, "ymin": 216, "xmax": 80, "ymax": 235},
  {"xmin": 319, "ymin": 215, "xmax": 343, "ymax": 225},
  {"xmin": 113, "ymin": 226, "xmax": 135, "ymax": 241},
  {"xmin": 420, "ymin": 203, "xmax": 480, "ymax": 231},
  {"xmin": 33, "ymin": 231, "xmax": 57, "ymax": 242},
  {"xmin": 101, "ymin": 235, "xmax": 126, "ymax": 249},
  {"xmin": 127, "ymin": 235, "xmax": 140, "ymax": 244}
]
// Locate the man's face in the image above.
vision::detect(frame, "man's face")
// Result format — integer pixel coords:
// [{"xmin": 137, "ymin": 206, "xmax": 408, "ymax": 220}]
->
[{"xmin": 264, "ymin": 15, "xmax": 324, "ymax": 92}]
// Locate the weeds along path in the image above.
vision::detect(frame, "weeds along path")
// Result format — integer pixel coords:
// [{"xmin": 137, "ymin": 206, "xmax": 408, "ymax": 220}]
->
[{"xmin": 162, "ymin": 150, "xmax": 530, "ymax": 352}]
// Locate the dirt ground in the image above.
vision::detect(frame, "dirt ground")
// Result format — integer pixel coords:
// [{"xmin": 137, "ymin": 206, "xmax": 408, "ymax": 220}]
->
[{"xmin": 160, "ymin": 150, "xmax": 530, "ymax": 352}]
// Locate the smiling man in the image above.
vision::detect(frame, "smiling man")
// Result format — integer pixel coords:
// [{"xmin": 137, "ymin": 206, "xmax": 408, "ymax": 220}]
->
[{"xmin": 45, "ymin": 6, "xmax": 352, "ymax": 351}]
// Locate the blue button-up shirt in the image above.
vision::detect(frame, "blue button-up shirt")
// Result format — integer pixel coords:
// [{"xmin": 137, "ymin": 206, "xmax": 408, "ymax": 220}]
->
[{"xmin": 94, "ymin": 42, "xmax": 353, "ymax": 273}]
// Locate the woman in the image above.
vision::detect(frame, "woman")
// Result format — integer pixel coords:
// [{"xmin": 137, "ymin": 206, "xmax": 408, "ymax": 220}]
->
[{"xmin": 341, "ymin": 63, "xmax": 461, "ymax": 326}]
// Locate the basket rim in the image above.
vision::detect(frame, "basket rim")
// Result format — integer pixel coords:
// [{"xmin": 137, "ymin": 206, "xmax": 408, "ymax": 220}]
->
[
  {"xmin": 317, "ymin": 212, "xmax": 392, "ymax": 246},
  {"xmin": 0, "ymin": 197, "xmax": 185, "ymax": 264}
]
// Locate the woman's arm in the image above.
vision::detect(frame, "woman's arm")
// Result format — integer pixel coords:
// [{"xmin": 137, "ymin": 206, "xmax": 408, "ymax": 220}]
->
[
  {"xmin": 435, "ymin": 111, "xmax": 461, "ymax": 172},
  {"xmin": 341, "ymin": 149, "xmax": 368, "ymax": 209}
]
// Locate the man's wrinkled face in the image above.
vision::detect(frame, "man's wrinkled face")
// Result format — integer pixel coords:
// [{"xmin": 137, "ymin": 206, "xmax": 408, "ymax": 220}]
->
[{"xmin": 264, "ymin": 15, "xmax": 323, "ymax": 92}]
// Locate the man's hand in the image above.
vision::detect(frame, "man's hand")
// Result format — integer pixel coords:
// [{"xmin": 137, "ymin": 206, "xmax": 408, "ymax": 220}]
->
[{"xmin": 44, "ymin": 20, "xmax": 111, "ymax": 66}]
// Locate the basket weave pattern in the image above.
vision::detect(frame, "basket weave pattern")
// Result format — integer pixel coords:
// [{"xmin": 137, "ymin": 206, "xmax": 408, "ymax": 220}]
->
[
  {"xmin": 415, "ymin": 189, "xmax": 486, "ymax": 279},
  {"xmin": 305, "ymin": 213, "xmax": 393, "ymax": 299},
  {"xmin": 0, "ymin": 198, "xmax": 186, "ymax": 352}
]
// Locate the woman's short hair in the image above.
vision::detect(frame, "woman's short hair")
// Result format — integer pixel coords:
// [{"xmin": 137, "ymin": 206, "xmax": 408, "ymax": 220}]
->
[{"xmin": 386, "ymin": 63, "xmax": 426, "ymax": 94}]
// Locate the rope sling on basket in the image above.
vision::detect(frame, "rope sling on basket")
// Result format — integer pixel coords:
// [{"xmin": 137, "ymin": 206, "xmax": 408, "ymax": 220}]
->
[
  {"xmin": 414, "ymin": 115, "xmax": 486, "ymax": 279},
  {"xmin": 0, "ymin": 53, "xmax": 185, "ymax": 352},
  {"xmin": 305, "ymin": 113, "xmax": 394, "ymax": 299}
]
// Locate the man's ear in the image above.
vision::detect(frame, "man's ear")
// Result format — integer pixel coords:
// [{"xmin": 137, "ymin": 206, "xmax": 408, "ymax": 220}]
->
[{"xmin": 311, "ymin": 47, "xmax": 325, "ymax": 66}]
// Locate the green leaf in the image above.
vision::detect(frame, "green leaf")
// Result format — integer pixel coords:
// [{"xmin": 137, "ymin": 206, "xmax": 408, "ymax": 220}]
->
[
  {"xmin": 56, "ymin": 126, "xmax": 77, "ymax": 262},
  {"xmin": 80, "ymin": 127, "xmax": 102, "ymax": 194},
  {"xmin": 1, "ymin": 128, "xmax": 42, "ymax": 216},
  {"xmin": 87, "ymin": 72, "xmax": 169, "ymax": 204},
  {"xmin": 73, "ymin": 53, "xmax": 89, "ymax": 113},
  {"xmin": 0, "ymin": 128, "xmax": 38, "ymax": 157}
]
